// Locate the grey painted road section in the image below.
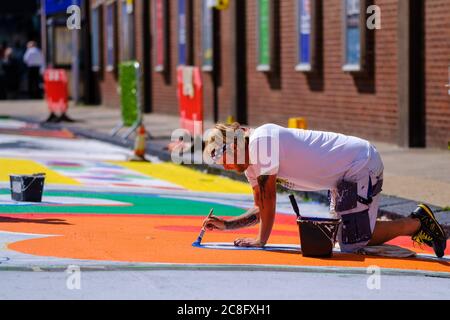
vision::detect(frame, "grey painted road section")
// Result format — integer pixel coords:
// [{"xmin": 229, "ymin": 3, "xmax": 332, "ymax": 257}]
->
[{"xmin": 1, "ymin": 269, "xmax": 450, "ymax": 300}]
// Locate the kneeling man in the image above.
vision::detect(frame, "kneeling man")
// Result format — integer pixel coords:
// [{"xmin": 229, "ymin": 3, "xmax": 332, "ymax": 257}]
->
[{"xmin": 203, "ymin": 123, "xmax": 447, "ymax": 257}]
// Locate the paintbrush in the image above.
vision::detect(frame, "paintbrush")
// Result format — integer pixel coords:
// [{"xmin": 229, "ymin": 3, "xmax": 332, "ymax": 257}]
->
[
  {"xmin": 192, "ymin": 208, "xmax": 214, "ymax": 246},
  {"xmin": 289, "ymin": 194, "xmax": 302, "ymax": 219}
]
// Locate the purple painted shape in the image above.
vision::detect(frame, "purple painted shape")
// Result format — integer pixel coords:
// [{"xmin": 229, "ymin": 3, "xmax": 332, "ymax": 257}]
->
[
  {"xmin": 47, "ymin": 161, "xmax": 82, "ymax": 167},
  {"xmin": 77, "ymin": 176, "xmax": 127, "ymax": 181},
  {"xmin": 91, "ymin": 170, "xmax": 126, "ymax": 175},
  {"xmin": 94, "ymin": 162, "xmax": 122, "ymax": 168}
]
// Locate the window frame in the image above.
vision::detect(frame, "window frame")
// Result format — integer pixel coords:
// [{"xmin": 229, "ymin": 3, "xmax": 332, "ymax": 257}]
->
[
  {"xmin": 201, "ymin": 0, "xmax": 214, "ymax": 72},
  {"xmin": 177, "ymin": 0, "xmax": 194, "ymax": 66},
  {"xmin": 342, "ymin": 0, "xmax": 367, "ymax": 73},
  {"xmin": 120, "ymin": 0, "xmax": 136, "ymax": 62},
  {"xmin": 54, "ymin": 25, "xmax": 73, "ymax": 66},
  {"xmin": 295, "ymin": 0, "xmax": 317, "ymax": 72},
  {"xmin": 105, "ymin": 0, "xmax": 118, "ymax": 72},
  {"xmin": 90, "ymin": 4, "xmax": 103, "ymax": 72},
  {"xmin": 153, "ymin": 0, "xmax": 167, "ymax": 72},
  {"xmin": 256, "ymin": 0, "xmax": 274, "ymax": 72}
]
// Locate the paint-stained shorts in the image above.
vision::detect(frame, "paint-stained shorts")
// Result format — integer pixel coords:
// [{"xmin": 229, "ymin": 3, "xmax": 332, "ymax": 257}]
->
[{"xmin": 330, "ymin": 145, "xmax": 384, "ymax": 253}]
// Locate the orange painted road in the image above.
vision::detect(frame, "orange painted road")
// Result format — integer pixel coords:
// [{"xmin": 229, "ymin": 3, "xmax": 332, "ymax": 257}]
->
[{"xmin": 1, "ymin": 213, "xmax": 449, "ymax": 273}]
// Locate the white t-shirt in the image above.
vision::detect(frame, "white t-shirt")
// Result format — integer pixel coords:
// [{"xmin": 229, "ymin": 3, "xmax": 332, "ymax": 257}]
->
[
  {"xmin": 23, "ymin": 47, "xmax": 44, "ymax": 67},
  {"xmin": 245, "ymin": 124, "xmax": 372, "ymax": 191}
]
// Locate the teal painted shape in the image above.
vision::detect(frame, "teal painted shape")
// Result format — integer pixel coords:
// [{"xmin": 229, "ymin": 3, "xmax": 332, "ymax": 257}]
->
[{"xmin": 0, "ymin": 190, "xmax": 245, "ymax": 217}]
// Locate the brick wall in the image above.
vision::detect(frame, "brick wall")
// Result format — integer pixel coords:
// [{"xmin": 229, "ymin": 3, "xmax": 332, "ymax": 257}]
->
[
  {"xmin": 424, "ymin": 0, "xmax": 450, "ymax": 148},
  {"xmin": 245, "ymin": 0, "xmax": 399, "ymax": 144}
]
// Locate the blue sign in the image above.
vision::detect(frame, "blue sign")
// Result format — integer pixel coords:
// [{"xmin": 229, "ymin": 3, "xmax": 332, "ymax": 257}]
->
[
  {"xmin": 345, "ymin": 0, "xmax": 361, "ymax": 65},
  {"xmin": 298, "ymin": 0, "xmax": 311, "ymax": 65},
  {"xmin": 346, "ymin": 28, "xmax": 360, "ymax": 65},
  {"xmin": 45, "ymin": 0, "xmax": 81, "ymax": 15},
  {"xmin": 178, "ymin": 0, "xmax": 187, "ymax": 65}
]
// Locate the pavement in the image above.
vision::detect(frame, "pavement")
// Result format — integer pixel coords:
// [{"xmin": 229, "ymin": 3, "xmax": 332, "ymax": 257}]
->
[{"xmin": 0, "ymin": 100, "xmax": 449, "ymax": 299}]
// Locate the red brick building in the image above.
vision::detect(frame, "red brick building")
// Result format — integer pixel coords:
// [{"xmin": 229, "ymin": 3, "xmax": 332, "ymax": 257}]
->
[{"xmin": 43, "ymin": 0, "xmax": 450, "ymax": 148}]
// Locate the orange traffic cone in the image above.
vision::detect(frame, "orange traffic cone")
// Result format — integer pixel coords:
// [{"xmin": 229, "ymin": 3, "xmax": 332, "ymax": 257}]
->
[{"xmin": 129, "ymin": 124, "xmax": 149, "ymax": 162}]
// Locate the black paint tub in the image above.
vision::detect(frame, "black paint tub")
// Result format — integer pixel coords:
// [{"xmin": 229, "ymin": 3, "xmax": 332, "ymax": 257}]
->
[
  {"xmin": 298, "ymin": 217, "xmax": 341, "ymax": 258},
  {"xmin": 10, "ymin": 173, "xmax": 46, "ymax": 203}
]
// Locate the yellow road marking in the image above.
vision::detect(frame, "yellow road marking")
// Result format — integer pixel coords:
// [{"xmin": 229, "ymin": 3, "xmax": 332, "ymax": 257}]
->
[
  {"xmin": 0, "ymin": 158, "xmax": 80, "ymax": 185},
  {"xmin": 113, "ymin": 161, "xmax": 252, "ymax": 194}
]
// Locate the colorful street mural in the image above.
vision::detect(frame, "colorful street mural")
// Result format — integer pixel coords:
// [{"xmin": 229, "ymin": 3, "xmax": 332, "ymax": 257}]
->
[{"xmin": 0, "ymin": 159, "xmax": 448, "ymax": 274}]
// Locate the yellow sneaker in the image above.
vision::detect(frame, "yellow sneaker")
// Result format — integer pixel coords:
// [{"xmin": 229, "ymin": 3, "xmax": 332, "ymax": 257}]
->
[{"xmin": 410, "ymin": 204, "xmax": 447, "ymax": 258}]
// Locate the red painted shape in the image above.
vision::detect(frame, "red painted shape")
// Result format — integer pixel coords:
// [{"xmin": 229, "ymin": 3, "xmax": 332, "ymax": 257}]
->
[
  {"xmin": 387, "ymin": 236, "xmax": 450, "ymax": 256},
  {"xmin": 0, "ymin": 128, "xmax": 75, "ymax": 139}
]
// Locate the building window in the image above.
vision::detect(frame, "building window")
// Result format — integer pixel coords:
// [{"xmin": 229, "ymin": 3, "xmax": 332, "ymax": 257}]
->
[
  {"xmin": 106, "ymin": 1, "xmax": 117, "ymax": 71},
  {"xmin": 121, "ymin": 0, "xmax": 135, "ymax": 61},
  {"xmin": 201, "ymin": 0, "xmax": 214, "ymax": 71},
  {"xmin": 257, "ymin": 0, "xmax": 272, "ymax": 72},
  {"xmin": 46, "ymin": 25, "xmax": 54, "ymax": 65},
  {"xmin": 91, "ymin": 5, "xmax": 103, "ymax": 72},
  {"xmin": 153, "ymin": 0, "xmax": 167, "ymax": 72},
  {"xmin": 54, "ymin": 25, "xmax": 72, "ymax": 66},
  {"xmin": 296, "ymin": 0, "xmax": 316, "ymax": 72},
  {"xmin": 343, "ymin": 0, "xmax": 366, "ymax": 72}
]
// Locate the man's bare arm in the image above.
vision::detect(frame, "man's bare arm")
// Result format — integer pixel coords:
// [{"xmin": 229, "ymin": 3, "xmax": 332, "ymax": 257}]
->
[
  {"xmin": 224, "ymin": 207, "xmax": 260, "ymax": 230},
  {"xmin": 256, "ymin": 175, "xmax": 277, "ymax": 245}
]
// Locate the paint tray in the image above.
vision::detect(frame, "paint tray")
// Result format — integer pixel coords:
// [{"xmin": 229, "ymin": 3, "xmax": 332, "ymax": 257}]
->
[
  {"xmin": 298, "ymin": 217, "xmax": 341, "ymax": 258},
  {"xmin": 10, "ymin": 173, "xmax": 46, "ymax": 203}
]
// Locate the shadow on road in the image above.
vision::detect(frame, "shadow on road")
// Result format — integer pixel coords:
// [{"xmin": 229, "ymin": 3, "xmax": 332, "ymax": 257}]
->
[{"xmin": 0, "ymin": 216, "xmax": 71, "ymax": 225}]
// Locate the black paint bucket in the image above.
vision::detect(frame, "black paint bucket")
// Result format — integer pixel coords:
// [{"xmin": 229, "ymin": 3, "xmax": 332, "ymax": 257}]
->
[
  {"xmin": 10, "ymin": 173, "xmax": 46, "ymax": 203},
  {"xmin": 298, "ymin": 217, "xmax": 341, "ymax": 258}
]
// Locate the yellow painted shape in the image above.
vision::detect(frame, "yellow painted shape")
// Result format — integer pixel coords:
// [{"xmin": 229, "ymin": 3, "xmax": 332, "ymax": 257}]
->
[
  {"xmin": 0, "ymin": 158, "xmax": 80, "ymax": 185},
  {"xmin": 113, "ymin": 161, "xmax": 252, "ymax": 194}
]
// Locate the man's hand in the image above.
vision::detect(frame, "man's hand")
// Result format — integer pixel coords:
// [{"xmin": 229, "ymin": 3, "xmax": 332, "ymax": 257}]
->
[
  {"xmin": 204, "ymin": 216, "xmax": 226, "ymax": 231},
  {"xmin": 234, "ymin": 238, "xmax": 265, "ymax": 248}
]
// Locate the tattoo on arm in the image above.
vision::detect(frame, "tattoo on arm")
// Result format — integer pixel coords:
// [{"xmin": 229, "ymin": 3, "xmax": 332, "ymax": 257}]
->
[
  {"xmin": 257, "ymin": 175, "xmax": 270, "ymax": 209},
  {"xmin": 224, "ymin": 208, "xmax": 260, "ymax": 230}
]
